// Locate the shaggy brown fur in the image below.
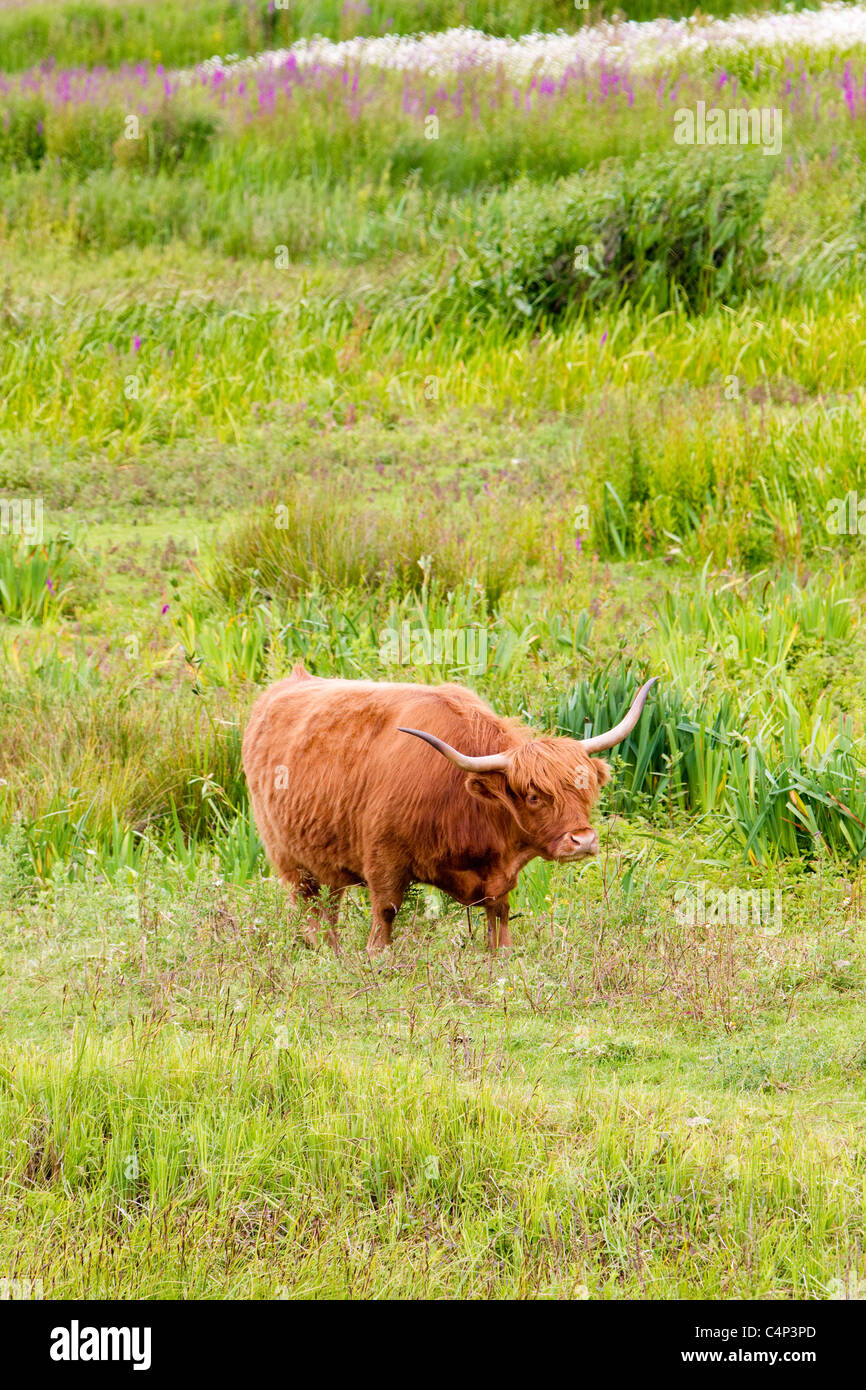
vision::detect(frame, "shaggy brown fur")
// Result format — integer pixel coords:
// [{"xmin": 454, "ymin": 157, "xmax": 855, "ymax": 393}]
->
[{"xmin": 242, "ymin": 665, "xmax": 612, "ymax": 955}]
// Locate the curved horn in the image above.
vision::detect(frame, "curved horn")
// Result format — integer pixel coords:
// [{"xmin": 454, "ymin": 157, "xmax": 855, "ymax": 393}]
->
[
  {"xmin": 579, "ymin": 678, "xmax": 658, "ymax": 754},
  {"xmin": 398, "ymin": 727, "xmax": 511, "ymax": 773}
]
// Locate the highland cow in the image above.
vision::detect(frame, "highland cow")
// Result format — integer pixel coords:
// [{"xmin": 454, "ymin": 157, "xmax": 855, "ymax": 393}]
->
[{"xmin": 243, "ymin": 665, "xmax": 656, "ymax": 954}]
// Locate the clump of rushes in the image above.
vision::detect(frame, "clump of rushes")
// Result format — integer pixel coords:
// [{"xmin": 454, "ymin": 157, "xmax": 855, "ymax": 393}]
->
[
  {"xmin": 0, "ymin": 532, "xmax": 80, "ymax": 623},
  {"xmin": 203, "ymin": 478, "xmax": 555, "ymax": 607}
]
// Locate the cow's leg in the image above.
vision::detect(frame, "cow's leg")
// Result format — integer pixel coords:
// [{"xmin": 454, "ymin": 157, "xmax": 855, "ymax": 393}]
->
[
  {"xmin": 306, "ymin": 881, "xmax": 345, "ymax": 953},
  {"xmin": 282, "ymin": 870, "xmax": 343, "ymax": 951},
  {"xmin": 365, "ymin": 880, "xmax": 406, "ymax": 957},
  {"xmin": 485, "ymin": 896, "xmax": 512, "ymax": 951}
]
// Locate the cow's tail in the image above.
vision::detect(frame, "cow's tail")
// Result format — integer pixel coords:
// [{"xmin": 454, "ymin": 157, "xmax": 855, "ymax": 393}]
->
[{"xmin": 288, "ymin": 662, "xmax": 314, "ymax": 682}]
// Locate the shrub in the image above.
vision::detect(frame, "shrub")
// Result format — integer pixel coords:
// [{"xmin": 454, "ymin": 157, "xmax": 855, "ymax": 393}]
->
[
  {"xmin": 0, "ymin": 97, "xmax": 47, "ymax": 170},
  {"xmin": 41, "ymin": 100, "xmax": 219, "ymax": 177},
  {"xmin": 44, "ymin": 103, "xmax": 124, "ymax": 173},
  {"xmin": 113, "ymin": 104, "xmax": 221, "ymax": 173},
  {"xmin": 441, "ymin": 151, "xmax": 772, "ymax": 326}
]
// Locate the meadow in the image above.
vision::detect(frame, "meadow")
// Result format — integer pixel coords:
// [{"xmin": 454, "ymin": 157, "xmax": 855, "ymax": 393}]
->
[{"xmin": 1, "ymin": 2, "xmax": 866, "ymax": 1300}]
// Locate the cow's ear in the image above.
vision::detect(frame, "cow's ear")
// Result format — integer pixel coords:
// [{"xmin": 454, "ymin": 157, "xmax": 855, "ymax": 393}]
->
[
  {"xmin": 465, "ymin": 772, "xmax": 512, "ymax": 807},
  {"xmin": 593, "ymin": 758, "xmax": 611, "ymax": 789}
]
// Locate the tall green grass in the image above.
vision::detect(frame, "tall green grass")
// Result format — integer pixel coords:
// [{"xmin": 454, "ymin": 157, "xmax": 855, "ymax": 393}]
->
[
  {"xmin": 1, "ymin": 1018, "xmax": 862, "ymax": 1297},
  {"xmin": 204, "ymin": 479, "xmax": 561, "ymax": 607},
  {"xmin": 555, "ymin": 662, "xmax": 866, "ymax": 865},
  {"xmin": 0, "ymin": 532, "xmax": 80, "ymax": 622},
  {"xmin": 1, "ymin": 548, "xmax": 863, "ymax": 879}
]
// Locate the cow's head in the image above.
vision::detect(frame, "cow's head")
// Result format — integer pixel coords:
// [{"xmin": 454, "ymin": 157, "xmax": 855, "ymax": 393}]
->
[{"xmin": 399, "ymin": 679, "xmax": 657, "ymax": 863}]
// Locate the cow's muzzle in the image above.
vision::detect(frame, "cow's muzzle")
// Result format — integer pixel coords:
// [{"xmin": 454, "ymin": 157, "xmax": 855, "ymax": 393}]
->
[{"xmin": 553, "ymin": 829, "xmax": 599, "ymax": 861}]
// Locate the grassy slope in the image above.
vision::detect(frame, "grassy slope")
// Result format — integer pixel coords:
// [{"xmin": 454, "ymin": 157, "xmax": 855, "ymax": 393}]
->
[
  {"xmin": 1, "ymin": 386, "xmax": 864, "ymax": 1297},
  {"xmin": 1, "ymin": 863, "xmax": 864, "ymax": 1298}
]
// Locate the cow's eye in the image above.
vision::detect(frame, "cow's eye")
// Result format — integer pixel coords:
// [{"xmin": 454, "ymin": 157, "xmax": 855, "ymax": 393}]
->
[{"xmin": 526, "ymin": 791, "xmax": 541, "ymax": 807}]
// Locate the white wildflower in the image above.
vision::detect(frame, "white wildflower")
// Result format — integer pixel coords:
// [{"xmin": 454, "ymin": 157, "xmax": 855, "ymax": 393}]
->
[{"xmin": 194, "ymin": 5, "xmax": 866, "ymax": 83}]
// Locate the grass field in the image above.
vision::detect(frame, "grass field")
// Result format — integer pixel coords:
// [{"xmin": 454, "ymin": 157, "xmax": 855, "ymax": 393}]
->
[
  {"xmin": 0, "ymin": 0, "xmax": 833, "ymax": 72},
  {"xmin": 1, "ymin": 2, "xmax": 866, "ymax": 1301}
]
